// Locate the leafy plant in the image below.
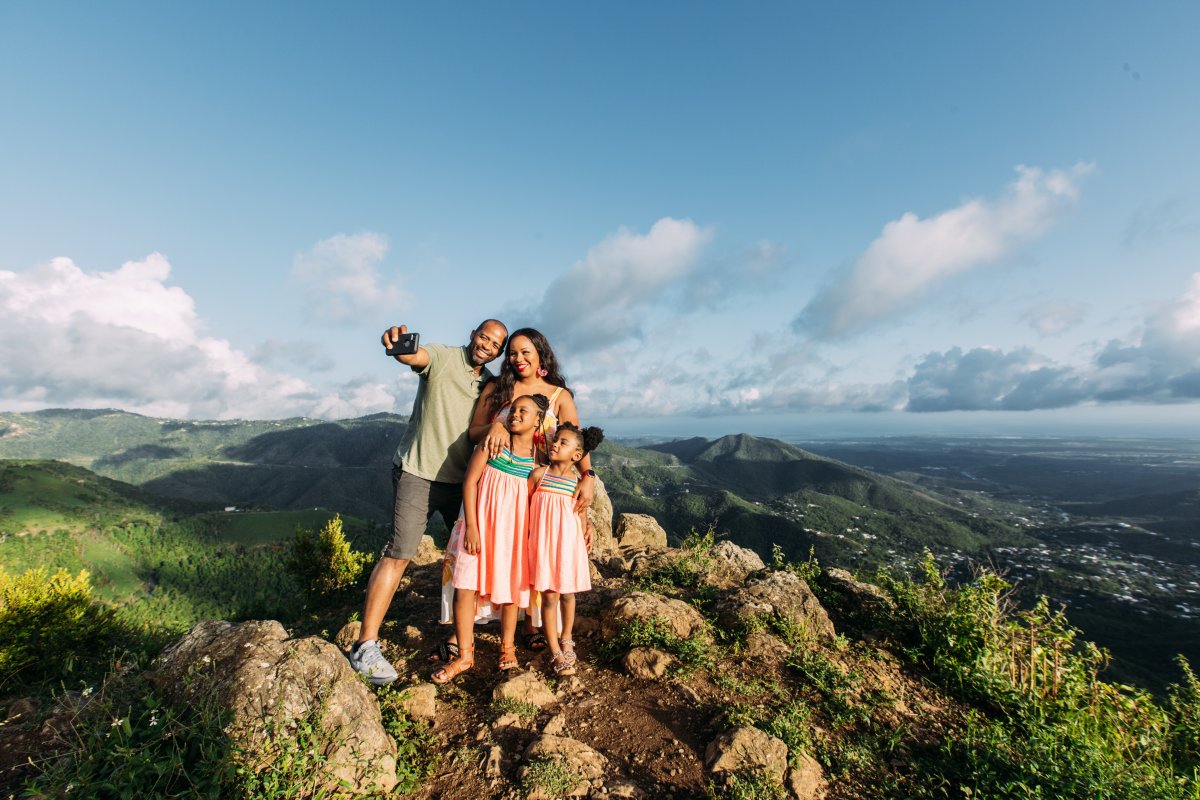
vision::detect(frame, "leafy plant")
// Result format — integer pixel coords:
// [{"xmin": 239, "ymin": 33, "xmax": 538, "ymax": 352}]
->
[
  {"xmin": 0, "ymin": 566, "xmax": 137, "ymax": 688},
  {"xmin": 522, "ymin": 756, "xmax": 582, "ymax": 797},
  {"xmin": 287, "ymin": 514, "xmax": 372, "ymax": 601}
]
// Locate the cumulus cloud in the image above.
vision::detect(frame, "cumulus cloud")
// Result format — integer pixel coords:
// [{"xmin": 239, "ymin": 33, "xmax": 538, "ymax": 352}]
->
[
  {"xmin": 795, "ymin": 163, "xmax": 1094, "ymax": 339},
  {"xmin": 0, "ymin": 254, "xmax": 393, "ymax": 419},
  {"xmin": 902, "ymin": 273, "xmax": 1200, "ymax": 411},
  {"xmin": 519, "ymin": 218, "xmax": 780, "ymax": 354},
  {"xmin": 290, "ymin": 232, "xmax": 406, "ymax": 323},
  {"xmin": 1021, "ymin": 300, "xmax": 1087, "ymax": 336}
]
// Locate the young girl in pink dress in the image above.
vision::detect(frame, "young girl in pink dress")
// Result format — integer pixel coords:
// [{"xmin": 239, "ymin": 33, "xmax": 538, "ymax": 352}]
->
[
  {"xmin": 527, "ymin": 422, "xmax": 604, "ymax": 677},
  {"xmin": 433, "ymin": 393, "xmax": 549, "ymax": 683}
]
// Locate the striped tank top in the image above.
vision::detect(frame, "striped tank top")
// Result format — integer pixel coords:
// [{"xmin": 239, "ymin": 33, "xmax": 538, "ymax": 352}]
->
[
  {"xmin": 486, "ymin": 447, "xmax": 536, "ymax": 479},
  {"xmin": 536, "ymin": 471, "xmax": 578, "ymax": 497}
]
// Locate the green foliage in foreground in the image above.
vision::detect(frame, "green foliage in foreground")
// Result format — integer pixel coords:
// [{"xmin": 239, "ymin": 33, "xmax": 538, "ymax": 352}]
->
[
  {"xmin": 877, "ymin": 551, "xmax": 1200, "ymax": 799},
  {"xmin": 599, "ymin": 615, "xmax": 714, "ymax": 675},
  {"xmin": 0, "ymin": 567, "xmax": 140, "ymax": 689}
]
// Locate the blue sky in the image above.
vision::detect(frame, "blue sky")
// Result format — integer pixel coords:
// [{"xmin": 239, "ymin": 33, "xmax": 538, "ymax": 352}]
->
[{"xmin": 2, "ymin": 3, "xmax": 1198, "ymax": 436}]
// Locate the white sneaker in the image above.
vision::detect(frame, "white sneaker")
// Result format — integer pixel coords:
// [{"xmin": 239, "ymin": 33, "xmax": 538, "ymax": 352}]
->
[{"xmin": 349, "ymin": 640, "xmax": 398, "ymax": 685}]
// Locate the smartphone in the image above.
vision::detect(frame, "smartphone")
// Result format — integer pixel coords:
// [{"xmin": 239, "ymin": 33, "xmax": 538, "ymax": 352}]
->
[{"xmin": 386, "ymin": 332, "xmax": 420, "ymax": 357}]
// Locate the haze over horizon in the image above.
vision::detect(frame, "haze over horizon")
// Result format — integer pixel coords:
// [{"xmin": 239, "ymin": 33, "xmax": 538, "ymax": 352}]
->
[{"xmin": 2, "ymin": 4, "xmax": 1198, "ymax": 436}]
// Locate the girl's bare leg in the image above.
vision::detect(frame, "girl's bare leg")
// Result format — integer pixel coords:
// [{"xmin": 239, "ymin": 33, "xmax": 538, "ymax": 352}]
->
[
  {"xmin": 500, "ymin": 602, "xmax": 520, "ymax": 648},
  {"xmin": 561, "ymin": 593, "xmax": 576, "ymax": 653},
  {"xmin": 542, "ymin": 591, "xmax": 562, "ymax": 655},
  {"xmin": 453, "ymin": 589, "xmax": 477, "ymax": 658}
]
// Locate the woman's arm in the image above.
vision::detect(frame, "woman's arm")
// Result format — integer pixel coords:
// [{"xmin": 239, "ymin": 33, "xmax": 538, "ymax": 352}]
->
[
  {"xmin": 468, "ymin": 383, "xmax": 510, "ymax": 458},
  {"xmin": 554, "ymin": 390, "xmax": 596, "ymax": 513},
  {"xmin": 461, "ymin": 446, "xmax": 489, "ymax": 556}
]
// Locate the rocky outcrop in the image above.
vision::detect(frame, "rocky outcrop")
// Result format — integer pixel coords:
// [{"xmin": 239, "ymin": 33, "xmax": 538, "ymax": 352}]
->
[
  {"xmin": 589, "ymin": 478, "xmax": 616, "ymax": 553},
  {"xmin": 717, "ymin": 569, "xmax": 836, "ymax": 642},
  {"xmin": 708, "ymin": 540, "xmax": 766, "ymax": 586},
  {"xmin": 820, "ymin": 567, "xmax": 896, "ymax": 628},
  {"xmin": 520, "ymin": 734, "xmax": 609, "ymax": 798},
  {"xmin": 151, "ymin": 620, "xmax": 398, "ymax": 794},
  {"xmin": 601, "ymin": 591, "xmax": 708, "ymax": 641},
  {"xmin": 614, "ymin": 513, "xmax": 668, "ymax": 549},
  {"xmin": 705, "ymin": 725, "xmax": 789, "ymax": 783}
]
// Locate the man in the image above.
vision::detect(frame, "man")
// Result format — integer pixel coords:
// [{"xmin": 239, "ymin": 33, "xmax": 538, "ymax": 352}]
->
[{"xmin": 349, "ymin": 318, "xmax": 508, "ymax": 684}]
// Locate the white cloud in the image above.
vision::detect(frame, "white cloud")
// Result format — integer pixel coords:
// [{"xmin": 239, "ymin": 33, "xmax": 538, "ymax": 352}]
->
[
  {"xmin": 902, "ymin": 273, "xmax": 1200, "ymax": 410},
  {"xmin": 795, "ymin": 163, "xmax": 1094, "ymax": 339},
  {"xmin": 520, "ymin": 217, "xmax": 718, "ymax": 353},
  {"xmin": 290, "ymin": 232, "xmax": 406, "ymax": 324},
  {"xmin": 0, "ymin": 254, "xmax": 394, "ymax": 419}
]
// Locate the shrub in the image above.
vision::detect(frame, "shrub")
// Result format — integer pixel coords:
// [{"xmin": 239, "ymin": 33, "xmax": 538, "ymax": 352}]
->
[
  {"xmin": 286, "ymin": 514, "xmax": 372, "ymax": 602},
  {"xmin": 376, "ymin": 685, "xmax": 441, "ymax": 793},
  {"xmin": 522, "ymin": 756, "xmax": 582, "ymax": 797},
  {"xmin": 0, "ymin": 566, "xmax": 134, "ymax": 687}
]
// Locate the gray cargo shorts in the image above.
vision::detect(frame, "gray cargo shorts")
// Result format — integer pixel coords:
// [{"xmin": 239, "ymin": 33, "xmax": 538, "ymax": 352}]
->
[{"xmin": 383, "ymin": 465, "xmax": 464, "ymax": 561}]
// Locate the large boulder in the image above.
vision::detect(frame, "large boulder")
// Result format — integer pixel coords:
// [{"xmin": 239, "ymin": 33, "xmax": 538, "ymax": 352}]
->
[
  {"xmin": 588, "ymin": 478, "xmax": 616, "ymax": 554},
  {"xmin": 601, "ymin": 591, "xmax": 708, "ymax": 641},
  {"xmin": 705, "ymin": 726, "xmax": 789, "ymax": 783},
  {"xmin": 151, "ymin": 620, "xmax": 398, "ymax": 794},
  {"xmin": 819, "ymin": 567, "xmax": 896, "ymax": 627},
  {"xmin": 614, "ymin": 514, "xmax": 668, "ymax": 549},
  {"xmin": 708, "ymin": 541, "xmax": 767, "ymax": 587},
  {"xmin": 717, "ymin": 570, "xmax": 836, "ymax": 642}
]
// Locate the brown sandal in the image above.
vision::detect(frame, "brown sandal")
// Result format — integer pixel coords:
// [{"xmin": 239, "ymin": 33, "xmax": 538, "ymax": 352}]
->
[
  {"xmin": 552, "ymin": 651, "xmax": 577, "ymax": 676},
  {"xmin": 498, "ymin": 642, "xmax": 519, "ymax": 671},
  {"xmin": 432, "ymin": 649, "xmax": 474, "ymax": 684}
]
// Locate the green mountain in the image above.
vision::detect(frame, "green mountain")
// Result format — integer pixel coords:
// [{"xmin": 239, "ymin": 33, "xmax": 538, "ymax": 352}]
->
[{"xmin": 0, "ymin": 410, "xmax": 1027, "ymax": 570}]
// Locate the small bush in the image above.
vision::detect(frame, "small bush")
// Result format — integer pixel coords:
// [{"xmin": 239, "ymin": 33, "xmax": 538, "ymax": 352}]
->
[
  {"xmin": 286, "ymin": 514, "xmax": 372, "ymax": 602},
  {"xmin": 522, "ymin": 756, "xmax": 582, "ymax": 797},
  {"xmin": 0, "ymin": 566, "xmax": 135, "ymax": 687},
  {"xmin": 490, "ymin": 696, "xmax": 540, "ymax": 721}
]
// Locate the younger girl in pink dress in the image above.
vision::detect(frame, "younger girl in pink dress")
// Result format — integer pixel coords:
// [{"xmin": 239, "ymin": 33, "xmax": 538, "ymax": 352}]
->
[
  {"xmin": 433, "ymin": 393, "xmax": 549, "ymax": 683},
  {"xmin": 527, "ymin": 422, "xmax": 604, "ymax": 676}
]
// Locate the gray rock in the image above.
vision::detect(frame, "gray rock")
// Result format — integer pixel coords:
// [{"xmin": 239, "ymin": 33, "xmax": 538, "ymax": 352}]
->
[
  {"xmin": 411, "ymin": 534, "xmax": 443, "ymax": 566},
  {"xmin": 602, "ymin": 591, "xmax": 708, "ymax": 642},
  {"xmin": 522, "ymin": 734, "xmax": 609, "ymax": 798},
  {"xmin": 588, "ymin": 479, "xmax": 616, "ymax": 554},
  {"xmin": 333, "ymin": 620, "xmax": 361, "ymax": 652},
  {"xmin": 710, "ymin": 541, "xmax": 766, "ymax": 585},
  {"xmin": 493, "ymin": 672, "xmax": 557, "ymax": 708},
  {"xmin": 623, "ymin": 647, "xmax": 676, "ymax": 680},
  {"xmin": 717, "ymin": 570, "xmax": 836, "ymax": 643},
  {"xmin": 786, "ymin": 752, "xmax": 828, "ymax": 799},
  {"xmin": 705, "ymin": 726, "xmax": 788, "ymax": 783},
  {"xmin": 614, "ymin": 514, "xmax": 668, "ymax": 549},
  {"xmin": 151, "ymin": 619, "xmax": 398, "ymax": 794},
  {"xmin": 398, "ymin": 682, "xmax": 437, "ymax": 722},
  {"xmin": 821, "ymin": 567, "xmax": 896, "ymax": 619}
]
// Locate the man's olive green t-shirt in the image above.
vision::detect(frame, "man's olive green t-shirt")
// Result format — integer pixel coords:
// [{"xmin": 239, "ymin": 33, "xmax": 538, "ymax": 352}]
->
[{"xmin": 394, "ymin": 343, "xmax": 493, "ymax": 484}]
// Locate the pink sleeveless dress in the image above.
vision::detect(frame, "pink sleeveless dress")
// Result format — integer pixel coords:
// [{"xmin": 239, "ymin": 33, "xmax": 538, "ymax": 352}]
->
[
  {"xmin": 450, "ymin": 447, "xmax": 535, "ymax": 607},
  {"xmin": 529, "ymin": 471, "xmax": 591, "ymax": 594}
]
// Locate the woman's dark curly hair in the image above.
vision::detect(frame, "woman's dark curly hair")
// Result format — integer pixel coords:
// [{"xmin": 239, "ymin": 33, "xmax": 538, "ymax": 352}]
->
[
  {"xmin": 489, "ymin": 327, "xmax": 570, "ymax": 417},
  {"xmin": 556, "ymin": 422, "xmax": 604, "ymax": 454}
]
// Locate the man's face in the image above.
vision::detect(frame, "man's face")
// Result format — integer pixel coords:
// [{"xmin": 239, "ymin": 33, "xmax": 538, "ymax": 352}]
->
[{"xmin": 467, "ymin": 323, "xmax": 506, "ymax": 366}]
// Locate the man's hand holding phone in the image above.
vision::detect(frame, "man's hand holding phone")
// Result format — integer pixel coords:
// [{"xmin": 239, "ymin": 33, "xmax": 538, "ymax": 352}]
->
[{"xmin": 383, "ymin": 325, "xmax": 420, "ymax": 357}]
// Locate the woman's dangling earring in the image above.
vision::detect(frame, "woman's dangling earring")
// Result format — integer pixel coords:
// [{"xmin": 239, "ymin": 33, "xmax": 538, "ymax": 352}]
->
[{"xmin": 537, "ymin": 367, "xmax": 548, "ymax": 377}]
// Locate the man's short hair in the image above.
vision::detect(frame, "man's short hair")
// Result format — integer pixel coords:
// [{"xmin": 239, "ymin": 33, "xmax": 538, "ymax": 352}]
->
[{"xmin": 476, "ymin": 318, "xmax": 507, "ymax": 335}]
